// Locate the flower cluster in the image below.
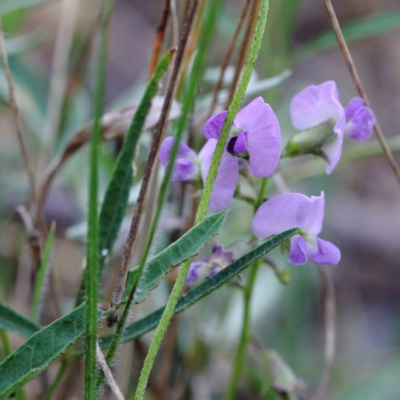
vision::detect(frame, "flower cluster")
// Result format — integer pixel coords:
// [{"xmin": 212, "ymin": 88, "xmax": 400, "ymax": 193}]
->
[{"xmin": 160, "ymin": 81, "xmax": 375, "ymax": 266}]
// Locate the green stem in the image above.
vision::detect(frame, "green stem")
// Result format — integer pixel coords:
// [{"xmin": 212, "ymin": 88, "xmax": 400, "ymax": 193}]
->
[
  {"xmin": 224, "ymin": 263, "xmax": 260, "ymax": 400},
  {"xmin": 84, "ymin": 2, "xmax": 114, "ymax": 399},
  {"xmin": 0, "ymin": 329, "xmax": 28, "ymax": 400},
  {"xmin": 133, "ymin": 1, "xmax": 270, "ymax": 399},
  {"xmin": 43, "ymin": 359, "xmax": 68, "ymax": 400}
]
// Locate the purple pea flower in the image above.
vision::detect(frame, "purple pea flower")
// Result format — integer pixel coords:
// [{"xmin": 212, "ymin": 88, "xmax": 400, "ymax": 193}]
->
[
  {"xmin": 159, "ymin": 136, "xmax": 199, "ymax": 181},
  {"xmin": 200, "ymin": 96, "xmax": 281, "ymax": 211},
  {"xmin": 290, "ymin": 81, "xmax": 345, "ymax": 174},
  {"xmin": 344, "ymin": 97, "xmax": 375, "ymax": 141},
  {"xmin": 252, "ymin": 192, "xmax": 340, "ymax": 266},
  {"xmin": 185, "ymin": 243, "xmax": 234, "ymax": 287},
  {"xmin": 289, "ymin": 81, "xmax": 375, "ymax": 174}
]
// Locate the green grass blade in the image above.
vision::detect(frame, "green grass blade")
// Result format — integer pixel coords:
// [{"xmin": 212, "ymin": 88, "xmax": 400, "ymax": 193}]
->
[
  {"xmin": 100, "ymin": 228, "xmax": 299, "ymax": 348},
  {"xmin": 0, "ymin": 0, "xmax": 54, "ymax": 17},
  {"xmin": 0, "ymin": 301, "xmax": 40, "ymax": 338},
  {"xmin": 31, "ymin": 222, "xmax": 56, "ymax": 321},
  {"xmin": 295, "ymin": 10, "xmax": 400, "ymax": 62},
  {"xmin": 0, "ymin": 304, "xmax": 103, "ymax": 399},
  {"xmin": 125, "ymin": 211, "xmax": 227, "ymax": 304},
  {"xmin": 97, "ymin": 50, "xmax": 173, "ymax": 279}
]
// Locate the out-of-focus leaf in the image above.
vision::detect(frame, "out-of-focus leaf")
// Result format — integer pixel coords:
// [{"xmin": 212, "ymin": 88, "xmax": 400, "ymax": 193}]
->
[
  {"xmin": 125, "ymin": 212, "xmax": 227, "ymax": 303},
  {"xmin": 295, "ymin": 11, "xmax": 400, "ymax": 62},
  {"xmin": 97, "ymin": 51, "xmax": 173, "ymax": 279},
  {"xmin": 0, "ymin": 0, "xmax": 54, "ymax": 16},
  {"xmin": 0, "ymin": 301, "xmax": 40, "ymax": 338},
  {"xmin": 0, "ymin": 304, "xmax": 103, "ymax": 398},
  {"xmin": 4, "ymin": 31, "xmax": 44, "ymax": 56},
  {"xmin": 101, "ymin": 228, "xmax": 299, "ymax": 347}
]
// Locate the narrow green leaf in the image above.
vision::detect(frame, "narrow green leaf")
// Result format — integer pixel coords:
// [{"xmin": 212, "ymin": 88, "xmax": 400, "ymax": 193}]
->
[
  {"xmin": 31, "ymin": 222, "xmax": 56, "ymax": 321},
  {"xmin": 125, "ymin": 211, "xmax": 227, "ymax": 304},
  {"xmin": 101, "ymin": 228, "xmax": 299, "ymax": 348},
  {"xmin": 0, "ymin": 301, "xmax": 40, "ymax": 338},
  {"xmin": 295, "ymin": 11, "xmax": 400, "ymax": 62},
  {"xmin": 0, "ymin": 304, "xmax": 103, "ymax": 399},
  {"xmin": 97, "ymin": 50, "xmax": 173, "ymax": 278},
  {"xmin": 0, "ymin": 0, "xmax": 54, "ymax": 17}
]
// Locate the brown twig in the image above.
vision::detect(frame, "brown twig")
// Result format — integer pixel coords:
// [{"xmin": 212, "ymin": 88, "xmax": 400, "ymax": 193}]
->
[
  {"xmin": 209, "ymin": 0, "xmax": 251, "ymax": 117},
  {"xmin": 0, "ymin": 21, "xmax": 37, "ymax": 201},
  {"xmin": 312, "ymin": 264, "xmax": 336, "ymax": 400},
  {"xmin": 322, "ymin": 0, "xmax": 400, "ymax": 186},
  {"xmin": 148, "ymin": 0, "xmax": 171, "ymax": 80},
  {"xmin": 225, "ymin": 0, "xmax": 259, "ymax": 108},
  {"xmin": 108, "ymin": 0, "xmax": 199, "ymax": 322}
]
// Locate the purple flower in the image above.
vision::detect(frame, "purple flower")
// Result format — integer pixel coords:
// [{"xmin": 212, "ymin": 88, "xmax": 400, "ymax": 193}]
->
[
  {"xmin": 290, "ymin": 81, "xmax": 345, "ymax": 174},
  {"xmin": 185, "ymin": 243, "xmax": 234, "ymax": 287},
  {"xmin": 289, "ymin": 81, "xmax": 376, "ymax": 174},
  {"xmin": 344, "ymin": 97, "xmax": 375, "ymax": 141},
  {"xmin": 203, "ymin": 97, "xmax": 281, "ymax": 177},
  {"xmin": 252, "ymin": 192, "xmax": 340, "ymax": 266},
  {"xmin": 159, "ymin": 136, "xmax": 199, "ymax": 181}
]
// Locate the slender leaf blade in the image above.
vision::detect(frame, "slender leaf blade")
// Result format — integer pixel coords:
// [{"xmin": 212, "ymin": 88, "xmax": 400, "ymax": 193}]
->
[
  {"xmin": 97, "ymin": 51, "xmax": 173, "ymax": 278},
  {"xmin": 0, "ymin": 301, "xmax": 40, "ymax": 338},
  {"xmin": 102, "ymin": 228, "xmax": 299, "ymax": 347},
  {"xmin": 126, "ymin": 211, "xmax": 227, "ymax": 304},
  {"xmin": 0, "ymin": 304, "xmax": 103, "ymax": 399}
]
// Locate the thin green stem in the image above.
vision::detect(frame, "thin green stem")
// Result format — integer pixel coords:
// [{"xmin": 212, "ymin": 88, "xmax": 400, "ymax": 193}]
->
[
  {"xmin": 0, "ymin": 329, "xmax": 28, "ymax": 400},
  {"xmin": 43, "ymin": 359, "xmax": 68, "ymax": 400},
  {"xmin": 133, "ymin": 1, "xmax": 270, "ymax": 399},
  {"xmin": 84, "ymin": 1, "xmax": 114, "ymax": 399},
  {"xmin": 224, "ymin": 263, "xmax": 260, "ymax": 400},
  {"xmin": 31, "ymin": 222, "xmax": 56, "ymax": 321}
]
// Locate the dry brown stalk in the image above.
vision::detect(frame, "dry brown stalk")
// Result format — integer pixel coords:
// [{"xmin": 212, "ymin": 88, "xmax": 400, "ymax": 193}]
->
[
  {"xmin": 108, "ymin": 0, "xmax": 199, "ymax": 325},
  {"xmin": 0, "ymin": 22, "xmax": 37, "ymax": 201},
  {"xmin": 148, "ymin": 0, "xmax": 171, "ymax": 80},
  {"xmin": 209, "ymin": 0, "xmax": 252, "ymax": 117},
  {"xmin": 322, "ymin": 0, "xmax": 400, "ymax": 186},
  {"xmin": 225, "ymin": 0, "xmax": 260, "ymax": 108}
]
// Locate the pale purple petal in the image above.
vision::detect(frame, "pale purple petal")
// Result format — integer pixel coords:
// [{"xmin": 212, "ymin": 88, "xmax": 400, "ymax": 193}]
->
[
  {"xmin": 322, "ymin": 123, "xmax": 344, "ymax": 175},
  {"xmin": 198, "ymin": 139, "xmax": 239, "ymax": 212},
  {"xmin": 345, "ymin": 106, "xmax": 375, "ymax": 141},
  {"xmin": 233, "ymin": 130, "xmax": 249, "ymax": 153},
  {"xmin": 308, "ymin": 238, "xmax": 341, "ymax": 265},
  {"xmin": 234, "ymin": 97, "xmax": 281, "ymax": 177},
  {"xmin": 186, "ymin": 261, "xmax": 205, "ymax": 283},
  {"xmin": 252, "ymin": 192, "xmax": 325, "ymax": 238},
  {"xmin": 345, "ymin": 97, "xmax": 364, "ymax": 119},
  {"xmin": 203, "ymin": 111, "xmax": 227, "ymax": 139},
  {"xmin": 169, "ymin": 159, "xmax": 197, "ymax": 181},
  {"xmin": 159, "ymin": 136, "xmax": 196, "ymax": 165},
  {"xmin": 288, "ymin": 235, "xmax": 308, "ymax": 265},
  {"xmin": 290, "ymin": 81, "xmax": 344, "ymax": 131}
]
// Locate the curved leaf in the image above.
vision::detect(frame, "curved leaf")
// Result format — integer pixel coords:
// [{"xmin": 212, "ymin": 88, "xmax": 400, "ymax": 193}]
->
[
  {"xmin": 102, "ymin": 228, "xmax": 299, "ymax": 347},
  {"xmin": 125, "ymin": 211, "xmax": 227, "ymax": 303}
]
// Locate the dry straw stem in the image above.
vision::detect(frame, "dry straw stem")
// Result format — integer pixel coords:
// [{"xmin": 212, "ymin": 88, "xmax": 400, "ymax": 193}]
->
[
  {"xmin": 322, "ymin": 0, "xmax": 400, "ymax": 186},
  {"xmin": 0, "ymin": 21, "xmax": 37, "ymax": 201},
  {"xmin": 209, "ymin": 0, "xmax": 252, "ymax": 117},
  {"xmin": 96, "ymin": 343, "xmax": 125, "ymax": 400},
  {"xmin": 109, "ymin": 0, "xmax": 199, "ymax": 316},
  {"xmin": 38, "ymin": 0, "xmax": 78, "ymax": 171},
  {"xmin": 148, "ymin": 0, "xmax": 171, "ymax": 79},
  {"xmin": 225, "ymin": 0, "xmax": 259, "ymax": 108},
  {"xmin": 311, "ymin": 264, "xmax": 336, "ymax": 400}
]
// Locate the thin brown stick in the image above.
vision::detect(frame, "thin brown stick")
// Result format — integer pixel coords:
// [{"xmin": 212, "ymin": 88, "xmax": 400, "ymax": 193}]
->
[
  {"xmin": 312, "ymin": 264, "xmax": 336, "ymax": 400},
  {"xmin": 148, "ymin": 0, "xmax": 171, "ymax": 79},
  {"xmin": 209, "ymin": 0, "xmax": 251, "ymax": 117},
  {"xmin": 108, "ymin": 0, "xmax": 199, "ymax": 322},
  {"xmin": 225, "ymin": 0, "xmax": 259, "ymax": 108},
  {"xmin": 0, "ymin": 21, "xmax": 37, "ymax": 200},
  {"xmin": 322, "ymin": 0, "xmax": 400, "ymax": 186}
]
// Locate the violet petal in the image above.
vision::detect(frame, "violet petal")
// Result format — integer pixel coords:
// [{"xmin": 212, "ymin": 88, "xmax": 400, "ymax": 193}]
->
[
  {"xmin": 203, "ymin": 111, "xmax": 228, "ymax": 139},
  {"xmin": 288, "ymin": 235, "xmax": 308, "ymax": 265},
  {"xmin": 308, "ymin": 237, "xmax": 341, "ymax": 265}
]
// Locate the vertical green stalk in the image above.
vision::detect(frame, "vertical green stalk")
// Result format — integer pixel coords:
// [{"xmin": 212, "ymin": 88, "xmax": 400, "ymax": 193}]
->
[
  {"xmin": 224, "ymin": 177, "xmax": 268, "ymax": 400},
  {"xmin": 31, "ymin": 222, "xmax": 56, "ymax": 321},
  {"xmin": 84, "ymin": 1, "xmax": 114, "ymax": 399},
  {"xmin": 134, "ymin": 1, "xmax": 270, "ymax": 399}
]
